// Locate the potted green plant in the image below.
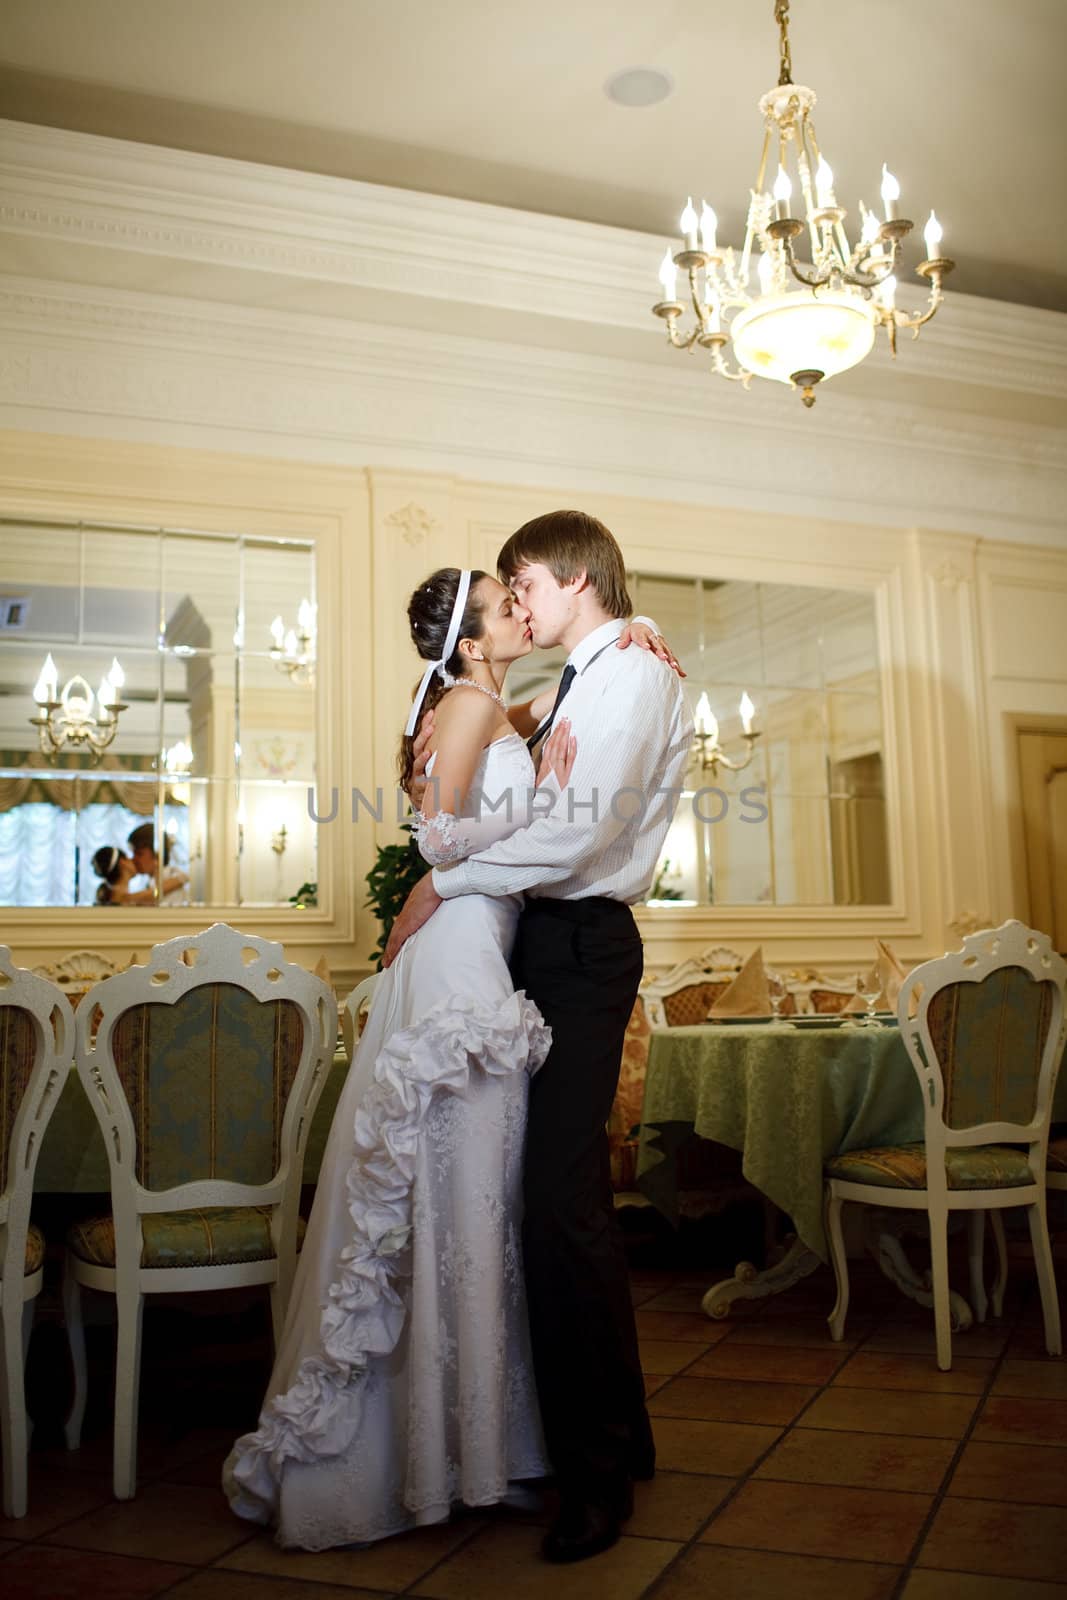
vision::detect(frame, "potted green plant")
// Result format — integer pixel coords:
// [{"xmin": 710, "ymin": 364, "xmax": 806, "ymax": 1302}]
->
[{"xmin": 364, "ymin": 824, "xmax": 427, "ymax": 968}]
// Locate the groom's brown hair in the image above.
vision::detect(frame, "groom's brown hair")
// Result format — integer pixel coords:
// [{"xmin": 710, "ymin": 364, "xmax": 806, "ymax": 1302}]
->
[{"xmin": 497, "ymin": 510, "xmax": 631, "ymax": 619}]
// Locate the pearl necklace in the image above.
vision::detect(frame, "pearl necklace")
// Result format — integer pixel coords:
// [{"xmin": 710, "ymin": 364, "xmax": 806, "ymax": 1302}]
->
[{"xmin": 448, "ymin": 679, "xmax": 507, "ymax": 712}]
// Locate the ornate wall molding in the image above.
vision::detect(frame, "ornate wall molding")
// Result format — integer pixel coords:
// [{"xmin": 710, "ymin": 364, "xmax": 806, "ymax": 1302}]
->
[
  {"xmin": 0, "ymin": 279, "xmax": 1064, "ymax": 547},
  {"xmin": 2, "ymin": 116, "xmax": 1067, "ymax": 402}
]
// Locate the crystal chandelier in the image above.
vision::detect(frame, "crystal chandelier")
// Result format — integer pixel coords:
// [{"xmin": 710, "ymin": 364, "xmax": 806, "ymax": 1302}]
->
[
  {"xmin": 29, "ymin": 653, "xmax": 128, "ymax": 763},
  {"xmin": 269, "ymin": 597, "xmax": 316, "ymax": 684},
  {"xmin": 652, "ymin": 0, "xmax": 955, "ymax": 406}
]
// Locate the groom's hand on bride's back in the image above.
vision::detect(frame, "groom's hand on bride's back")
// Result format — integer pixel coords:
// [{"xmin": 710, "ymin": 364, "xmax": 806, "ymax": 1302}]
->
[
  {"xmin": 617, "ymin": 620, "xmax": 686, "ymax": 677},
  {"xmin": 383, "ymin": 871, "xmax": 442, "ymax": 967}
]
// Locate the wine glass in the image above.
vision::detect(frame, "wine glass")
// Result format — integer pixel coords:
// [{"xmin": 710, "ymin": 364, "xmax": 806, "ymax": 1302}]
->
[
  {"xmin": 767, "ymin": 971, "xmax": 793, "ymax": 1028},
  {"xmin": 855, "ymin": 970, "xmax": 883, "ymax": 1029}
]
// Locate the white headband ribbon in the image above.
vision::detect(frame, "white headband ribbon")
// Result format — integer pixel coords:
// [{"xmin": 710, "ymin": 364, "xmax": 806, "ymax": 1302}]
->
[{"xmin": 404, "ymin": 569, "xmax": 473, "ymax": 738}]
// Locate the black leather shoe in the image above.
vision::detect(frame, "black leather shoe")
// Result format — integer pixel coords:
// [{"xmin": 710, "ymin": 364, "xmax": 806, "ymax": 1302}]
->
[
  {"xmin": 542, "ymin": 1501, "xmax": 621, "ymax": 1564},
  {"xmin": 541, "ymin": 1482, "xmax": 634, "ymax": 1564}
]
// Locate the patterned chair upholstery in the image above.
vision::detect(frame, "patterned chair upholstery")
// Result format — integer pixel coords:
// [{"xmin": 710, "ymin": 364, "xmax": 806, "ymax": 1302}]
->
[
  {"xmin": 606, "ymin": 949, "xmax": 743, "ymax": 1195},
  {"xmin": 825, "ymin": 920, "xmax": 1066, "ymax": 1371},
  {"xmin": 609, "ymin": 993, "xmax": 653, "ymax": 1192},
  {"xmin": 63, "ymin": 923, "xmax": 337, "ymax": 1500},
  {"xmin": 0, "ymin": 948, "xmax": 74, "ymax": 1517},
  {"xmin": 641, "ymin": 948, "xmax": 743, "ymax": 1031},
  {"xmin": 805, "ymin": 981, "xmax": 860, "ymax": 1015}
]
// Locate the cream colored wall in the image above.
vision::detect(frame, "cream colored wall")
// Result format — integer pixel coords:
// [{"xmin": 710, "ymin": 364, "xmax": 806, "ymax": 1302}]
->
[{"xmin": 2, "ymin": 430, "xmax": 1064, "ymax": 991}]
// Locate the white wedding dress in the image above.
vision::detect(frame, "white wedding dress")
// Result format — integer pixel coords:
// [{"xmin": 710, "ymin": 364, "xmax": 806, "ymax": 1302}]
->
[{"xmin": 224, "ymin": 731, "xmax": 550, "ymax": 1549}]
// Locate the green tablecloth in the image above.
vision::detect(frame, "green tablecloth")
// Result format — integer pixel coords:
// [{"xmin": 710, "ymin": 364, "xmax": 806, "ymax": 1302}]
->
[
  {"xmin": 636, "ymin": 1022, "xmax": 1067, "ymax": 1262},
  {"xmin": 34, "ymin": 1046, "xmax": 353, "ymax": 1193}
]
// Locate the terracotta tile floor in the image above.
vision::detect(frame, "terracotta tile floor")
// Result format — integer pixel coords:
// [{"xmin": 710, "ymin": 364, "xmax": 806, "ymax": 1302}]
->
[{"xmin": 3, "ymin": 1253, "xmax": 1066, "ymax": 1598}]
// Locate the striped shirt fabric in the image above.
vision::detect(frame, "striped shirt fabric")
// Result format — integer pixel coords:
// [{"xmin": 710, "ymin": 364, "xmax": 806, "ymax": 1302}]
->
[{"xmin": 432, "ymin": 618, "xmax": 694, "ymax": 905}]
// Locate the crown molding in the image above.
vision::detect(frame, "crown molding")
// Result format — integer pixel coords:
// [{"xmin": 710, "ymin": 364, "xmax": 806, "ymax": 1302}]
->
[
  {"xmin": 2, "ymin": 118, "xmax": 1066, "ymax": 405},
  {"xmin": 0, "ymin": 275, "xmax": 1063, "ymax": 547}
]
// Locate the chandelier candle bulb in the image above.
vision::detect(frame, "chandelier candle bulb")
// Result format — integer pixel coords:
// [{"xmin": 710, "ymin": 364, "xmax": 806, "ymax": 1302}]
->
[
  {"xmin": 680, "ymin": 197, "xmax": 699, "ymax": 249},
  {"xmin": 34, "ymin": 653, "xmax": 58, "ymax": 704},
  {"xmin": 773, "ymin": 165, "xmax": 793, "ymax": 219},
  {"xmin": 880, "ymin": 165, "xmax": 900, "ymax": 222},
  {"xmin": 270, "ymin": 615, "xmax": 285, "ymax": 648},
  {"xmin": 97, "ymin": 676, "xmax": 114, "ymax": 713},
  {"xmin": 814, "ymin": 156, "xmax": 835, "ymax": 208},
  {"xmin": 739, "ymin": 691, "xmax": 756, "ymax": 735},
  {"xmin": 658, "ymin": 247, "xmax": 678, "ymax": 300},
  {"xmin": 923, "ymin": 210, "xmax": 943, "ymax": 260},
  {"xmin": 700, "ymin": 202, "xmax": 718, "ymax": 252},
  {"xmin": 694, "ymin": 692, "xmax": 716, "ymax": 740},
  {"xmin": 297, "ymin": 597, "xmax": 315, "ymax": 633},
  {"xmin": 108, "ymin": 657, "xmax": 125, "ymax": 691}
]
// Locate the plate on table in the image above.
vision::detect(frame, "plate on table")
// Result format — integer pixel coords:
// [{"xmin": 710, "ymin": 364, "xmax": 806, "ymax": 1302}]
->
[
  {"xmin": 791, "ymin": 1013, "xmax": 897, "ymax": 1030},
  {"xmin": 703, "ymin": 1014, "xmax": 774, "ymax": 1026}
]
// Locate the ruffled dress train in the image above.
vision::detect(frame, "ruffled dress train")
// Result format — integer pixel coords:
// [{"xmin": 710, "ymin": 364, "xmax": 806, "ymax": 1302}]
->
[{"xmin": 224, "ymin": 734, "xmax": 550, "ymax": 1549}]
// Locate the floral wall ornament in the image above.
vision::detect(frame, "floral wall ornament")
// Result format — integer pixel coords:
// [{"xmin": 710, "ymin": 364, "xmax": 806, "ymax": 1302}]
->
[
  {"xmin": 933, "ymin": 560, "xmax": 967, "ymax": 592},
  {"xmin": 254, "ymin": 737, "xmax": 301, "ymax": 779},
  {"xmin": 948, "ymin": 908, "xmax": 991, "ymax": 939},
  {"xmin": 386, "ymin": 503, "xmax": 440, "ymax": 547}
]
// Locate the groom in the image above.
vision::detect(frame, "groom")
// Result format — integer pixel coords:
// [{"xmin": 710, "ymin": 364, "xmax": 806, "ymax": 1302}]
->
[{"xmin": 386, "ymin": 510, "xmax": 693, "ymax": 1562}]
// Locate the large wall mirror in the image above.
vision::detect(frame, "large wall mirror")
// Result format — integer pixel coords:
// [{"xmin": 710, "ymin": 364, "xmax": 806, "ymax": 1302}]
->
[
  {"xmin": 508, "ymin": 569, "xmax": 892, "ymax": 908},
  {"xmin": 0, "ymin": 519, "xmax": 318, "ymax": 909}
]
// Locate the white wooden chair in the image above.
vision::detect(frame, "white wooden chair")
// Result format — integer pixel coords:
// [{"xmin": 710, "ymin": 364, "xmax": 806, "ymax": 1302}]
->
[
  {"xmin": 63, "ymin": 922, "xmax": 337, "ymax": 1499},
  {"xmin": 340, "ymin": 973, "xmax": 380, "ymax": 1063},
  {"xmin": 825, "ymin": 920, "xmax": 1066, "ymax": 1370},
  {"xmin": 641, "ymin": 947, "xmax": 744, "ymax": 1029},
  {"xmin": 0, "ymin": 947, "xmax": 74, "ymax": 1517}
]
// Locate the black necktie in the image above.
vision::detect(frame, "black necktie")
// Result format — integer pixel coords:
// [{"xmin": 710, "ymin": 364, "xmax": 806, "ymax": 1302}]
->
[{"xmin": 527, "ymin": 664, "xmax": 576, "ymax": 753}]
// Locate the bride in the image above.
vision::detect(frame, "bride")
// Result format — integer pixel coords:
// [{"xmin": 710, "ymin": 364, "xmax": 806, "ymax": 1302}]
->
[{"xmin": 224, "ymin": 566, "xmax": 577, "ymax": 1548}]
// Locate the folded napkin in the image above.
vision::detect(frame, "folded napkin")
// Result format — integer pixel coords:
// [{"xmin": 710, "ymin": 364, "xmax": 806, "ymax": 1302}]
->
[
  {"xmin": 843, "ymin": 939, "xmax": 908, "ymax": 1012},
  {"xmin": 707, "ymin": 947, "xmax": 770, "ymax": 1018}
]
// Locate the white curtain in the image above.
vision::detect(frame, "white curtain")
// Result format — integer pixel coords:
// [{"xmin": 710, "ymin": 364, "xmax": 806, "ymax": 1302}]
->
[{"xmin": 0, "ymin": 805, "xmax": 76, "ymax": 906}]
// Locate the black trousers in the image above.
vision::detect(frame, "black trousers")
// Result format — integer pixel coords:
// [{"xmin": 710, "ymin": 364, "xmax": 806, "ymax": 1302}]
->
[{"xmin": 511, "ymin": 895, "xmax": 651, "ymax": 1501}]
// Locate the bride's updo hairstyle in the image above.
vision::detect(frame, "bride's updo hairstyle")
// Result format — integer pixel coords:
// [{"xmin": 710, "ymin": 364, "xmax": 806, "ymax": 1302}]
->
[
  {"xmin": 398, "ymin": 568, "xmax": 489, "ymax": 795},
  {"xmin": 92, "ymin": 844, "xmax": 124, "ymax": 904}
]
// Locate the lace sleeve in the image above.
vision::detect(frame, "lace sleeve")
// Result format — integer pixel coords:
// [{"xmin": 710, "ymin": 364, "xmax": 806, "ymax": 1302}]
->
[
  {"xmin": 412, "ymin": 790, "xmax": 536, "ymax": 866},
  {"xmin": 411, "ymin": 811, "xmax": 473, "ymax": 867}
]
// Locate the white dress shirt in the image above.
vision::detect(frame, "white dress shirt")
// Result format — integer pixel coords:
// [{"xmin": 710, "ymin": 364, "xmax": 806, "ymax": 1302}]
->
[{"xmin": 432, "ymin": 618, "xmax": 694, "ymax": 905}]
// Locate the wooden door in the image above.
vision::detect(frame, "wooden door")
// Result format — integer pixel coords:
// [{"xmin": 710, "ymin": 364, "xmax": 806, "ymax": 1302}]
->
[{"xmin": 1018, "ymin": 730, "xmax": 1067, "ymax": 951}]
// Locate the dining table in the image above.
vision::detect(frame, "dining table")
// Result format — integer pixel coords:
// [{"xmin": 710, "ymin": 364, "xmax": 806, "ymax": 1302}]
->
[{"xmin": 636, "ymin": 1018, "xmax": 1067, "ymax": 1323}]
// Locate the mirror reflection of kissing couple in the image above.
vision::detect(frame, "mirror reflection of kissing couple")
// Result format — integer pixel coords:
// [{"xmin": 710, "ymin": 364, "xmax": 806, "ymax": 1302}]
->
[{"xmin": 226, "ymin": 510, "xmax": 693, "ymax": 1563}]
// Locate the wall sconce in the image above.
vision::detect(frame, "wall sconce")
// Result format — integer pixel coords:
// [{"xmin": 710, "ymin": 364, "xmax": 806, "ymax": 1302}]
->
[
  {"xmin": 29, "ymin": 652, "xmax": 128, "ymax": 763},
  {"xmin": 269, "ymin": 596, "xmax": 315, "ymax": 685},
  {"xmin": 693, "ymin": 690, "xmax": 760, "ymax": 775}
]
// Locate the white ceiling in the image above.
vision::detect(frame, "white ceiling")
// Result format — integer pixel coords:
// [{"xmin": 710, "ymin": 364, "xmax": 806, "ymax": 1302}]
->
[{"xmin": 1, "ymin": 0, "xmax": 1065, "ymax": 312}]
